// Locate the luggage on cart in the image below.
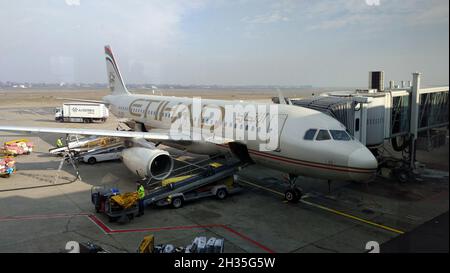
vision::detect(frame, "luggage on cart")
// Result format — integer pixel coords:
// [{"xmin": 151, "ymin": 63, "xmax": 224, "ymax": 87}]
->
[
  {"xmin": 0, "ymin": 157, "xmax": 16, "ymax": 178},
  {"xmin": 91, "ymin": 186, "xmax": 119, "ymax": 213},
  {"xmin": 110, "ymin": 192, "xmax": 139, "ymax": 209},
  {"xmin": 137, "ymin": 234, "xmax": 225, "ymax": 253},
  {"xmin": 4, "ymin": 139, "xmax": 34, "ymax": 155},
  {"xmin": 185, "ymin": 236, "xmax": 224, "ymax": 253},
  {"xmin": 91, "ymin": 186, "xmax": 139, "ymax": 224}
]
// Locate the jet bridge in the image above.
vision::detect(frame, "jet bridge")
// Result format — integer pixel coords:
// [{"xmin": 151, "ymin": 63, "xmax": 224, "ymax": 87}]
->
[
  {"xmin": 280, "ymin": 72, "xmax": 449, "ymax": 175},
  {"xmin": 289, "ymin": 96, "xmax": 358, "ymax": 135}
]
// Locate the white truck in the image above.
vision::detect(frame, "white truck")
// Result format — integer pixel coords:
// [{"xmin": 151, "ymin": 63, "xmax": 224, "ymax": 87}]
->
[{"xmin": 55, "ymin": 103, "xmax": 109, "ymax": 123}]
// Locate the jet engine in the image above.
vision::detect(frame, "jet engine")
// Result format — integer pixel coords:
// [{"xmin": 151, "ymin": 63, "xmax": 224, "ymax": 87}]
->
[{"xmin": 121, "ymin": 147, "xmax": 173, "ymax": 180}]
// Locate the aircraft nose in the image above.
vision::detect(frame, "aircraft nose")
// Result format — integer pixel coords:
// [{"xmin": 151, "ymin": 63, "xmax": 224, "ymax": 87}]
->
[
  {"xmin": 347, "ymin": 147, "xmax": 378, "ymax": 182},
  {"xmin": 348, "ymin": 147, "xmax": 378, "ymax": 170}
]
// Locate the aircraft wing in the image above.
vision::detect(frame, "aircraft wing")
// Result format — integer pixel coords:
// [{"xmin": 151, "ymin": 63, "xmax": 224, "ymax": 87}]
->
[{"xmin": 0, "ymin": 125, "xmax": 233, "ymax": 144}]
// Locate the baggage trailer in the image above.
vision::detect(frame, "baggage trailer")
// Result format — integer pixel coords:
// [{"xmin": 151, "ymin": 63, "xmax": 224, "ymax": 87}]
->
[
  {"xmin": 0, "ymin": 157, "xmax": 16, "ymax": 178},
  {"xmin": 0, "ymin": 147, "xmax": 15, "ymax": 157},
  {"xmin": 137, "ymin": 234, "xmax": 225, "ymax": 253},
  {"xmin": 91, "ymin": 187, "xmax": 139, "ymax": 223},
  {"xmin": 0, "ymin": 168, "xmax": 15, "ymax": 178},
  {"xmin": 144, "ymin": 161, "xmax": 242, "ymax": 209},
  {"xmin": 3, "ymin": 139, "xmax": 34, "ymax": 156},
  {"xmin": 55, "ymin": 103, "xmax": 109, "ymax": 123}
]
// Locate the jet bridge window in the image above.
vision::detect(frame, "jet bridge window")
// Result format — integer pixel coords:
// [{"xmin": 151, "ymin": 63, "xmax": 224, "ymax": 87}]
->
[
  {"xmin": 316, "ymin": 130, "xmax": 331, "ymax": 141},
  {"xmin": 355, "ymin": 118, "xmax": 360, "ymax": 132},
  {"xmin": 304, "ymin": 129, "xmax": 317, "ymax": 140},
  {"xmin": 330, "ymin": 130, "xmax": 351, "ymax": 141}
]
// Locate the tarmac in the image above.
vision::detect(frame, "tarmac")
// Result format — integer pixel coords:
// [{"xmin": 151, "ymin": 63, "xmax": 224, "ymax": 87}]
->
[
  {"xmin": 0, "ymin": 104, "xmax": 448, "ymax": 253},
  {"xmin": 381, "ymin": 211, "xmax": 448, "ymax": 253}
]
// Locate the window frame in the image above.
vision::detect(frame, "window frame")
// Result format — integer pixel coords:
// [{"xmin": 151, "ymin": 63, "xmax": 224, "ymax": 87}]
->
[
  {"xmin": 315, "ymin": 129, "xmax": 332, "ymax": 141},
  {"xmin": 303, "ymin": 129, "xmax": 318, "ymax": 141},
  {"xmin": 329, "ymin": 130, "xmax": 351, "ymax": 141}
]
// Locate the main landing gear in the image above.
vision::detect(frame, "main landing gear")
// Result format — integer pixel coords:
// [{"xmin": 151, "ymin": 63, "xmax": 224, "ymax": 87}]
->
[{"xmin": 284, "ymin": 174, "xmax": 303, "ymax": 203}]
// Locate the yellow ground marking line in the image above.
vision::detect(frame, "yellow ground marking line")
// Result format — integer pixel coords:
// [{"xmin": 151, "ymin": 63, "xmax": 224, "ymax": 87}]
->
[
  {"xmin": 238, "ymin": 178, "xmax": 405, "ymax": 235},
  {"xmin": 240, "ymin": 179, "xmax": 285, "ymax": 197}
]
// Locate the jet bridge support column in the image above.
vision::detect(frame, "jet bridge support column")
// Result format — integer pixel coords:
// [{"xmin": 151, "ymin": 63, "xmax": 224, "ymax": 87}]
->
[{"xmin": 409, "ymin": 72, "xmax": 421, "ymax": 169}]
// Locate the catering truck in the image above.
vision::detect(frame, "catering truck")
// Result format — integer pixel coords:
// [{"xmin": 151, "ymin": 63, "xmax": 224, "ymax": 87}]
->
[{"xmin": 55, "ymin": 103, "xmax": 109, "ymax": 123}]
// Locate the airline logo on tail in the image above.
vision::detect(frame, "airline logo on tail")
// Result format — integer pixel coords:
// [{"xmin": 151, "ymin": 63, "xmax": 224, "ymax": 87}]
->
[
  {"xmin": 109, "ymin": 72, "xmax": 116, "ymax": 91},
  {"xmin": 104, "ymin": 45, "xmax": 130, "ymax": 95}
]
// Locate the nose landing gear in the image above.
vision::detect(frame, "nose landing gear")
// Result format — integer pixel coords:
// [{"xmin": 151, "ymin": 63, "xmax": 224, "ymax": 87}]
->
[{"xmin": 284, "ymin": 174, "xmax": 303, "ymax": 203}]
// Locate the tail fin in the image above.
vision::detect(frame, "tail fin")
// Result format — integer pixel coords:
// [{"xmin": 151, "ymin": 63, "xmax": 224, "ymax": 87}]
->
[{"xmin": 104, "ymin": 45, "xmax": 130, "ymax": 95}]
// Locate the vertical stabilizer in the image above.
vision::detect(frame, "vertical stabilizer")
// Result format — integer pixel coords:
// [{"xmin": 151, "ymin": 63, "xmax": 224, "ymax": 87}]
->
[{"xmin": 104, "ymin": 45, "xmax": 130, "ymax": 95}]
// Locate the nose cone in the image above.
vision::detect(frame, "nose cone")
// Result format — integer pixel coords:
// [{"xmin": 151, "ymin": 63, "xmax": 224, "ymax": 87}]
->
[
  {"xmin": 348, "ymin": 148, "xmax": 378, "ymax": 169},
  {"xmin": 348, "ymin": 147, "xmax": 378, "ymax": 182}
]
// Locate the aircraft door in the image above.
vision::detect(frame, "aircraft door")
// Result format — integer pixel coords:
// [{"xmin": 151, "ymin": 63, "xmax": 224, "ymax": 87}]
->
[
  {"xmin": 264, "ymin": 114, "xmax": 288, "ymax": 152},
  {"xmin": 353, "ymin": 103, "xmax": 362, "ymax": 142}
]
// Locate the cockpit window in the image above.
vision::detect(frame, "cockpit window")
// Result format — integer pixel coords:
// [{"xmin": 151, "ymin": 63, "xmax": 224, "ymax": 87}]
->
[
  {"xmin": 316, "ymin": 130, "xmax": 331, "ymax": 141},
  {"xmin": 330, "ymin": 130, "xmax": 351, "ymax": 141},
  {"xmin": 304, "ymin": 129, "xmax": 317, "ymax": 140}
]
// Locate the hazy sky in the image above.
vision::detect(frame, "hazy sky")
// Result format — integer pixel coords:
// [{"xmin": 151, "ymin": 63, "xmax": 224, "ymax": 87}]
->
[{"xmin": 0, "ymin": 0, "xmax": 448, "ymax": 87}]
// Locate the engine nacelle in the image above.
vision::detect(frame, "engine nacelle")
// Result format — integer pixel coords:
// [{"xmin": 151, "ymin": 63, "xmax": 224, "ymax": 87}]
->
[{"xmin": 121, "ymin": 147, "xmax": 173, "ymax": 180}]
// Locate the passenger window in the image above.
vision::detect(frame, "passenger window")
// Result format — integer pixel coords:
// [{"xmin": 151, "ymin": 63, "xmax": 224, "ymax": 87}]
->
[
  {"xmin": 316, "ymin": 130, "xmax": 331, "ymax": 141},
  {"xmin": 355, "ymin": 118, "xmax": 360, "ymax": 132},
  {"xmin": 304, "ymin": 129, "xmax": 317, "ymax": 140}
]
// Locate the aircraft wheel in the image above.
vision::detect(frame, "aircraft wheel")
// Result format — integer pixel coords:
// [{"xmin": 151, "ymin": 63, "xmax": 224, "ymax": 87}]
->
[
  {"xmin": 171, "ymin": 197, "xmax": 183, "ymax": 209},
  {"xmin": 285, "ymin": 189, "xmax": 300, "ymax": 203}
]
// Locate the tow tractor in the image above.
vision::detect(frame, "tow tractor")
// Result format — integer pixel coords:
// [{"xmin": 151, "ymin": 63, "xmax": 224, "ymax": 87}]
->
[{"xmin": 143, "ymin": 160, "xmax": 242, "ymax": 209}]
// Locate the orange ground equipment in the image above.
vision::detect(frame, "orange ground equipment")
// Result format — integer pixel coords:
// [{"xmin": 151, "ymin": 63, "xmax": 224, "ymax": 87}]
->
[
  {"xmin": 0, "ymin": 157, "xmax": 16, "ymax": 178},
  {"xmin": 4, "ymin": 139, "xmax": 34, "ymax": 155}
]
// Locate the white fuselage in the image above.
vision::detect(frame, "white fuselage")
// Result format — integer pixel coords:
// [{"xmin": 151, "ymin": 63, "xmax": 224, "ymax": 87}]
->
[{"xmin": 103, "ymin": 94, "xmax": 378, "ymax": 182}]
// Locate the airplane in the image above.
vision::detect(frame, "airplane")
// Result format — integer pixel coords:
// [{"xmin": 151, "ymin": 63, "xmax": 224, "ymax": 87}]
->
[{"xmin": 0, "ymin": 45, "xmax": 378, "ymax": 203}]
